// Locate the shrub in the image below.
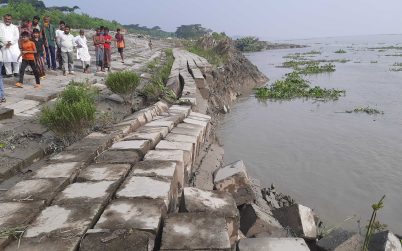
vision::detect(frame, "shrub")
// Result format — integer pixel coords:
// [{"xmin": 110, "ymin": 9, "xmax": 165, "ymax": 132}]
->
[
  {"xmin": 40, "ymin": 83, "xmax": 97, "ymax": 140},
  {"xmin": 334, "ymin": 49, "xmax": 347, "ymax": 54},
  {"xmin": 105, "ymin": 71, "xmax": 140, "ymax": 103}
]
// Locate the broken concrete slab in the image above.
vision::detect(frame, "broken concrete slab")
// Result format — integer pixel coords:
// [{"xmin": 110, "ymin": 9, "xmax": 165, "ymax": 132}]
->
[
  {"xmin": 95, "ymin": 198, "xmax": 165, "ymax": 234},
  {"xmin": 168, "ymin": 105, "xmax": 191, "ymax": 116},
  {"xmin": 5, "ymin": 99, "xmax": 40, "ymax": 115},
  {"xmin": 1, "ymin": 178, "xmax": 68, "ymax": 204},
  {"xmin": 110, "ymin": 140, "xmax": 151, "ymax": 156},
  {"xmin": 77, "ymin": 164, "xmax": 130, "ymax": 182},
  {"xmin": 124, "ymin": 112, "xmax": 147, "ymax": 126},
  {"xmin": 0, "ymin": 107, "xmax": 14, "ymax": 120},
  {"xmin": 116, "ymin": 175, "xmax": 176, "ymax": 211},
  {"xmin": 369, "ymin": 231, "xmax": 402, "ymax": 251},
  {"xmin": 273, "ymin": 204, "xmax": 317, "ymax": 239},
  {"xmin": 317, "ymin": 229, "xmax": 362, "ymax": 251},
  {"xmin": 181, "ymin": 187, "xmax": 239, "ymax": 245},
  {"xmin": 160, "ymin": 212, "xmax": 231, "ymax": 251},
  {"xmin": 132, "ymin": 160, "xmax": 183, "ymax": 191},
  {"xmin": 237, "ymin": 237, "xmax": 310, "ymax": 251},
  {"xmin": 171, "ymin": 127, "xmax": 203, "ymax": 143},
  {"xmin": 240, "ymin": 204, "xmax": 286, "ymax": 238},
  {"xmin": 80, "ymin": 229, "xmax": 154, "ymax": 251},
  {"xmin": 214, "ymin": 160, "xmax": 256, "ymax": 206},
  {"xmin": 25, "ymin": 90, "xmax": 59, "ymax": 102},
  {"xmin": 53, "ymin": 181, "xmax": 116, "ymax": 205},
  {"xmin": 0, "ymin": 201, "xmax": 44, "ymax": 229},
  {"xmin": 95, "ymin": 150, "xmax": 141, "ymax": 165},
  {"xmin": 32, "ymin": 162, "xmax": 82, "ymax": 180},
  {"xmin": 0, "ymin": 156, "xmax": 24, "ymax": 181}
]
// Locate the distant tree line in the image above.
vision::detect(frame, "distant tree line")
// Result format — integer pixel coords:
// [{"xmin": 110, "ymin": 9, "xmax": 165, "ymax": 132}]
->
[{"xmin": 235, "ymin": 36, "xmax": 266, "ymax": 52}]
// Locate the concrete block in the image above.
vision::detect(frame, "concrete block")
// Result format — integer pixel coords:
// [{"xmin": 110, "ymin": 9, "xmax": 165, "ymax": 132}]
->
[
  {"xmin": 49, "ymin": 149, "xmax": 96, "ymax": 164},
  {"xmin": 137, "ymin": 126, "xmax": 169, "ymax": 138},
  {"xmin": 189, "ymin": 112, "xmax": 212, "ymax": 121},
  {"xmin": 144, "ymin": 120, "xmax": 175, "ymax": 132},
  {"xmin": 124, "ymin": 112, "xmax": 146, "ymax": 126},
  {"xmin": 53, "ymin": 181, "xmax": 116, "ymax": 205},
  {"xmin": 77, "ymin": 164, "xmax": 130, "ymax": 182},
  {"xmin": 4, "ymin": 236, "xmax": 81, "ymax": 251},
  {"xmin": 273, "ymin": 204, "xmax": 317, "ymax": 239},
  {"xmin": 95, "ymin": 198, "xmax": 165, "ymax": 234},
  {"xmin": 110, "ymin": 140, "xmax": 151, "ymax": 156},
  {"xmin": 240, "ymin": 204, "xmax": 286, "ymax": 238},
  {"xmin": 0, "ymin": 107, "xmax": 14, "ymax": 120},
  {"xmin": 156, "ymin": 140, "xmax": 193, "ymax": 159},
  {"xmin": 66, "ymin": 132, "xmax": 115, "ymax": 153},
  {"xmin": 5, "ymin": 99, "xmax": 40, "ymax": 114},
  {"xmin": 0, "ymin": 156, "xmax": 24, "ymax": 180},
  {"xmin": 95, "ymin": 150, "xmax": 141, "ymax": 165},
  {"xmin": 179, "ymin": 97, "xmax": 197, "ymax": 106},
  {"xmin": 32, "ymin": 162, "xmax": 82, "ymax": 180},
  {"xmin": 124, "ymin": 131, "xmax": 162, "ymax": 148},
  {"xmin": 155, "ymin": 100, "xmax": 169, "ymax": 113},
  {"xmin": 165, "ymin": 133, "xmax": 199, "ymax": 155},
  {"xmin": 116, "ymin": 176, "xmax": 176, "ymax": 211},
  {"xmin": 183, "ymin": 117, "xmax": 208, "ymax": 128},
  {"xmin": 160, "ymin": 212, "xmax": 231, "ymax": 251},
  {"xmin": 168, "ymin": 105, "xmax": 191, "ymax": 116},
  {"xmin": 0, "ymin": 201, "xmax": 44, "ymax": 229},
  {"xmin": 214, "ymin": 160, "xmax": 256, "ymax": 206},
  {"xmin": 369, "ymin": 231, "xmax": 402, "ymax": 251},
  {"xmin": 177, "ymin": 122, "xmax": 206, "ymax": 140},
  {"xmin": 171, "ymin": 127, "xmax": 204, "ymax": 144},
  {"xmin": 22, "ymin": 203, "xmax": 102, "ymax": 239},
  {"xmin": 181, "ymin": 187, "xmax": 239, "ymax": 245},
  {"xmin": 317, "ymin": 229, "xmax": 362, "ymax": 251},
  {"xmin": 238, "ymin": 237, "xmax": 310, "ymax": 251},
  {"xmin": 2, "ymin": 178, "xmax": 68, "ymax": 204},
  {"xmin": 80, "ymin": 229, "xmax": 154, "ymax": 251},
  {"xmin": 133, "ymin": 160, "xmax": 183, "ymax": 192},
  {"xmin": 25, "ymin": 91, "xmax": 58, "ymax": 102}
]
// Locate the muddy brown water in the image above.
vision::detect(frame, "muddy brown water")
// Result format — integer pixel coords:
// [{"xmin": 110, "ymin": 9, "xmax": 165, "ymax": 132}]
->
[{"xmin": 218, "ymin": 35, "xmax": 402, "ymax": 233}]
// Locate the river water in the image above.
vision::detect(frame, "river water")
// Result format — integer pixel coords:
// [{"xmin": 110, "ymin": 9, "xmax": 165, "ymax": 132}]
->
[{"xmin": 218, "ymin": 35, "xmax": 402, "ymax": 233}]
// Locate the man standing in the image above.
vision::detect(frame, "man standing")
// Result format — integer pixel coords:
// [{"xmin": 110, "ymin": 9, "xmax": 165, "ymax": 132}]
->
[
  {"xmin": 0, "ymin": 14, "xmax": 21, "ymax": 77},
  {"xmin": 0, "ymin": 26, "xmax": 5, "ymax": 102},
  {"xmin": 55, "ymin": 21, "xmax": 65, "ymax": 70},
  {"xmin": 93, "ymin": 28, "xmax": 104, "ymax": 72},
  {"xmin": 32, "ymin": 16, "xmax": 41, "ymax": 35},
  {"xmin": 42, "ymin": 16, "xmax": 57, "ymax": 70},
  {"xmin": 75, "ymin": 30, "xmax": 91, "ymax": 73},
  {"xmin": 57, "ymin": 25, "xmax": 75, "ymax": 75}
]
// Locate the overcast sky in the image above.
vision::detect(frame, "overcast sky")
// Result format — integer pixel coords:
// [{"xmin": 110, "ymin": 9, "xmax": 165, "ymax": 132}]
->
[{"xmin": 43, "ymin": 0, "xmax": 402, "ymax": 40}]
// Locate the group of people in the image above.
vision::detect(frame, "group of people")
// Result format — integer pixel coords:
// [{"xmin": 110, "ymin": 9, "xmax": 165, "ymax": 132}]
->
[{"xmin": 0, "ymin": 14, "xmax": 127, "ymax": 103}]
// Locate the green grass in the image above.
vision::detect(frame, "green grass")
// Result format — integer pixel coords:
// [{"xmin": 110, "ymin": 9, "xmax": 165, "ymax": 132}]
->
[
  {"xmin": 40, "ymin": 82, "xmax": 98, "ymax": 139},
  {"xmin": 141, "ymin": 49, "xmax": 177, "ymax": 102},
  {"xmin": 392, "ymin": 62, "xmax": 402, "ymax": 67},
  {"xmin": 255, "ymin": 72, "xmax": 345, "ymax": 101},
  {"xmin": 105, "ymin": 71, "xmax": 141, "ymax": 103},
  {"xmin": 369, "ymin": 46, "xmax": 402, "ymax": 50},
  {"xmin": 334, "ymin": 49, "xmax": 347, "ymax": 54},
  {"xmin": 298, "ymin": 63, "xmax": 336, "ymax": 74},
  {"xmin": 187, "ymin": 44, "xmax": 227, "ymax": 66}
]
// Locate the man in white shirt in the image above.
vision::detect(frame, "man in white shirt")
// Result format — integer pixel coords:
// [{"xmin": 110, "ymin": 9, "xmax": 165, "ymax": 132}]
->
[
  {"xmin": 0, "ymin": 24, "xmax": 5, "ymax": 102},
  {"xmin": 55, "ymin": 21, "xmax": 65, "ymax": 70},
  {"xmin": 57, "ymin": 25, "xmax": 75, "ymax": 75},
  {"xmin": 0, "ymin": 14, "xmax": 21, "ymax": 77}
]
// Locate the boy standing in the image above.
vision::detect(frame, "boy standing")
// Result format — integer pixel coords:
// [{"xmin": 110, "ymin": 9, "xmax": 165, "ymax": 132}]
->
[
  {"xmin": 93, "ymin": 28, "xmax": 104, "ymax": 72},
  {"xmin": 103, "ymin": 27, "xmax": 112, "ymax": 72},
  {"xmin": 115, "ymin": 28, "xmax": 125, "ymax": 63},
  {"xmin": 32, "ymin": 29, "xmax": 46, "ymax": 79},
  {"xmin": 15, "ymin": 31, "xmax": 40, "ymax": 88},
  {"xmin": 57, "ymin": 25, "xmax": 75, "ymax": 75}
]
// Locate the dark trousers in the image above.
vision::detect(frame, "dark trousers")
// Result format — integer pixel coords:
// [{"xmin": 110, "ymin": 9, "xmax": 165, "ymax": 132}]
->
[
  {"xmin": 19, "ymin": 59, "xmax": 40, "ymax": 85},
  {"xmin": 45, "ymin": 45, "xmax": 57, "ymax": 70}
]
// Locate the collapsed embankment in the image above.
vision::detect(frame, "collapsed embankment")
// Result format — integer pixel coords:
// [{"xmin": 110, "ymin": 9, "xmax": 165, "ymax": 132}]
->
[{"xmin": 190, "ymin": 37, "xmax": 402, "ymax": 250}]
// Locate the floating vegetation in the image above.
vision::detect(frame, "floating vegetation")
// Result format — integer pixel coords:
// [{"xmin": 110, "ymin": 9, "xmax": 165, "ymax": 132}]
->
[
  {"xmin": 298, "ymin": 63, "xmax": 336, "ymax": 74},
  {"xmin": 370, "ymin": 61, "xmax": 378, "ymax": 64},
  {"xmin": 255, "ymin": 72, "xmax": 345, "ymax": 101},
  {"xmin": 368, "ymin": 46, "xmax": 402, "ymax": 50},
  {"xmin": 346, "ymin": 107, "xmax": 384, "ymax": 115},
  {"xmin": 392, "ymin": 62, "xmax": 402, "ymax": 67},
  {"xmin": 378, "ymin": 49, "xmax": 386, "ymax": 52},
  {"xmin": 334, "ymin": 49, "xmax": 347, "ymax": 54},
  {"xmin": 390, "ymin": 67, "xmax": 402, "ymax": 72},
  {"xmin": 385, "ymin": 54, "xmax": 402, "ymax": 57},
  {"xmin": 283, "ymin": 50, "xmax": 321, "ymax": 59}
]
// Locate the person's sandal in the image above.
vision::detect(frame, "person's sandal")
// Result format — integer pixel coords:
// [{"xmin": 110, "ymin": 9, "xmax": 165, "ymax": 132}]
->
[
  {"xmin": 34, "ymin": 84, "xmax": 41, "ymax": 89},
  {"xmin": 15, "ymin": 82, "xmax": 23, "ymax": 88}
]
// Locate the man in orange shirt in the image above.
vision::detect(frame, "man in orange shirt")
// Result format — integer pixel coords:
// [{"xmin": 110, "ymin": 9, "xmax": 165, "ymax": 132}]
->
[{"xmin": 16, "ymin": 31, "xmax": 40, "ymax": 88}]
